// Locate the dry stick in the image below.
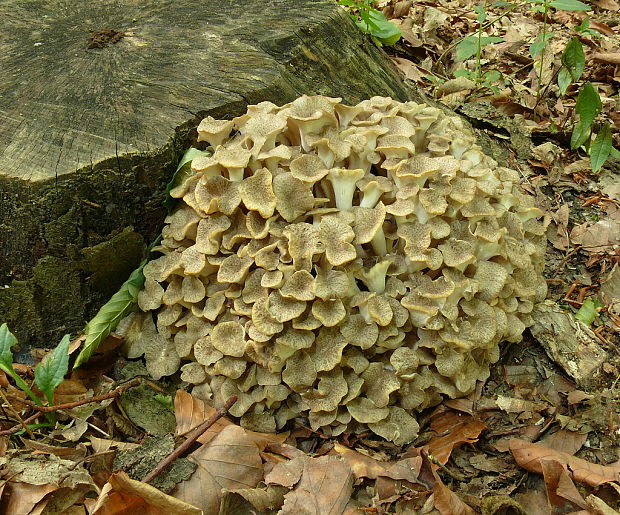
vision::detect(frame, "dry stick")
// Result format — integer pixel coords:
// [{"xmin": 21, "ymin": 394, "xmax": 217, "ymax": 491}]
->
[
  {"xmin": 142, "ymin": 395, "xmax": 238, "ymax": 485},
  {"xmin": 0, "ymin": 388, "xmax": 36, "ymax": 439},
  {"xmin": 0, "ymin": 378, "xmax": 141, "ymax": 436},
  {"xmin": 13, "ymin": 378, "xmax": 141, "ymax": 413},
  {"xmin": 0, "ymin": 412, "xmax": 42, "ymax": 436}
]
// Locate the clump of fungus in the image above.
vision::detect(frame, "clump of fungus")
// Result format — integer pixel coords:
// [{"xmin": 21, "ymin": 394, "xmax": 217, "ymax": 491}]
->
[{"xmin": 129, "ymin": 96, "xmax": 547, "ymax": 444}]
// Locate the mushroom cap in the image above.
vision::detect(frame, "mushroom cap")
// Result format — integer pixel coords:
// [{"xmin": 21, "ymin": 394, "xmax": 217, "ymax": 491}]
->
[{"xmin": 131, "ymin": 95, "xmax": 547, "ymax": 445}]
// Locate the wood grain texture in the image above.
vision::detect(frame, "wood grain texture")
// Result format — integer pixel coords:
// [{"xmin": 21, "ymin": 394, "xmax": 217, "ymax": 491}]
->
[{"xmin": 0, "ymin": 0, "xmax": 413, "ymax": 346}]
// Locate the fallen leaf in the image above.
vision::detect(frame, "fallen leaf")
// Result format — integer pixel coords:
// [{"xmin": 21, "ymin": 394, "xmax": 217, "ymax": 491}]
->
[
  {"xmin": 433, "ymin": 478, "xmax": 475, "ymax": 515},
  {"xmin": 277, "ymin": 455, "xmax": 354, "ymax": 515},
  {"xmin": 427, "ymin": 411, "xmax": 486, "ymax": 465},
  {"xmin": 391, "ymin": 57, "xmax": 427, "ymax": 82},
  {"xmin": 541, "ymin": 429, "xmax": 588, "ymax": 455},
  {"xmin": 174, "ymin": 390, "xmax": 233, "ymax": 445},
  {"xmin": 571, "ymin": 219, "xmax": 620, "ymax": 248},
  {"xmin": 219, "ymin": 485, "xmax": 288, "ymax": 514},
  {"xmin": 0, "ymin": 482, "xmax": 57, "ymax": 515},
  {"xmin": 586, "ymin": 494, "xmax": 620, "ymax": 514},
  {"xmin": 540, "ymin": 459, "xmax": 588, "ymax": 511},
  {"xmin": 172, "ymin": 424, "xmax": 264, "ymax": 514},
  {"xmin": 594, "ymin": 0, "xmax": 620, "ymax": 9},
  {"xmin": 593, "ymin": 53, "xmax": 620, "ymax": 65},
  {"xmin": 331, "ymin": 443, "xmax": 389, "ymax": 479},
  {"xmin": 91, "ymin": 471, "xmax": 201, "ymax": 515},
  {"xmin": 510, "ymin": 438, "xmax": 620, "ymax": 487}
]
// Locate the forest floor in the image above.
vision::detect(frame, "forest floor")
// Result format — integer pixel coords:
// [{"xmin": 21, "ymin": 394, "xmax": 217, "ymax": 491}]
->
[{"xmin": 0, "ymin": 0, "xmax": 619, "ymax": 514}]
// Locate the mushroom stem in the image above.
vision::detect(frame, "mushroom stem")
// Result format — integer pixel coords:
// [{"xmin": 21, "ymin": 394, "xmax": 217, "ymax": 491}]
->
[
  {"xmin": 370, "ymin": 226, "xmax": 388, "ymax": 256},
  {"xmin": 359, "ymin": 259, "xmax": 391, "ymax": 293}
]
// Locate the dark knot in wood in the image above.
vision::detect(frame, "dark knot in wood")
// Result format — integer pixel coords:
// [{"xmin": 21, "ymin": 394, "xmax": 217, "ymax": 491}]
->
[{"xmin": 88, "ymin": 29, "xmax": 126, "ymax": 49}]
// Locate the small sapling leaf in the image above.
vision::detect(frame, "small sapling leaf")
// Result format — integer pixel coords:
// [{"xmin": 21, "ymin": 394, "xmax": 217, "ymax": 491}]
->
[
  {"xmin": 456, "ymin": 36, "xmax": 503, "ymax": 61},
  {"xmin": 35, "ymin": 334, "xmax": 70, "ymax": 406},
  {"xmin": 561, "ymin": 37, "xmax": 585, "ymax": 82},
  {"xmin": 571, "ymin": 82, "xmax": 602, "ymax": 149},
  {"xmin": 549, "ymin": 0, "xmax": 591, "ymax": 11},
  {"xmin": 0, "ymin": 323, "xmax": 16, "ymax": 371},
  {"xmin": 589, "ymin": 123, "xmax": 612, "ymax": 173},
  {"xmin": 575, "ymin": 298, "xmax": 603, "ymax": 326}
]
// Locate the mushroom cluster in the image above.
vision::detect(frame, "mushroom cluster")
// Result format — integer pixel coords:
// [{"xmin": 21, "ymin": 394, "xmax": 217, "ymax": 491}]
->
[{"xmin": 128, "ymin": 96, "xmax": 547, "ymax": 444}]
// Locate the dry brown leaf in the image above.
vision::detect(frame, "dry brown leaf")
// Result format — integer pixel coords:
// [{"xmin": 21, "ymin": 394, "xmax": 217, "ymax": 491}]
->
[
  {"xmin": 172, "ymin": 424, "xmax": 264, "ymax": 514},
  {"xmin": 433, "ymin": 480, "xmax": 475, "ymax": 515},
  {"xmin": 540, "ymin": 459, "xmax": 588, "ymax": 511},
  {"xmin": 174, "ymin": 389, "xmax": 233, "ymax": 445},
  {"xmin": 174, "ymin": 390, "xmax": 287, "ymax": 449},
  {"xmin": 22, "ymin": 439, "xmax": 88, "ymax": 461},
  {"xmin": 595, "ymin": 0, "xmax": 620, "ymax": 9},
  {"xmin": 510, "ymin": 438, "xmax": 620, "ymax": 487},
  {"xmin": 391, "ymin": 57, "xmax": 427, "ymax": 82},
  {"xmin": 593, "ymin": 53, "xmax": 620, "ymax": 65},
  {"xmin": 427, "ymin": 411, "xmax": 486, "ymax": 465},
  {"xmin": 276, "ymin": 455, "xmax": 354, "ymax": 515},
  {"xmin": 0, "ymin": 481, "xmax": 57, "ymax": 515},
  {"xmin": 331, "ymin": 443, "xmax": 389, "ymax": 479},
  {"xmin": 91, "ymin": 471, "xmax": 201, "ymax": 515},
  {"xmin": 540, "ymin": 429, "xmax": 588, "ymax": 456},
  {"xmin": 265, "ymin": 456, "xmax": 306, "ymax": 488},
  {"xmin": 571, "ymin": 219, "xmax": 620, "ymax": 248}
]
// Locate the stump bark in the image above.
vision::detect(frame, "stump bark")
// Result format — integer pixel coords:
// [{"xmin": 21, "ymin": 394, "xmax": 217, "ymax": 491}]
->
[{"xmin": 0, "ymin": 0, "xmax": 413, "ymax": 348}]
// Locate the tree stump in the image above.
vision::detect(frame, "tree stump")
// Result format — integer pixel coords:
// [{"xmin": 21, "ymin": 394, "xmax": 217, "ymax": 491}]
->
[{"xmin": 0, "ymin": 0, "xmax": 413, "ymax": 348}]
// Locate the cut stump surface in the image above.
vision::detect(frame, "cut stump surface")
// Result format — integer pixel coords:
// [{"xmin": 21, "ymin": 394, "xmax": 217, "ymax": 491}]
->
[{"xmin": 0, "ymin": 0, "xmax": 412, "ymax": 347}]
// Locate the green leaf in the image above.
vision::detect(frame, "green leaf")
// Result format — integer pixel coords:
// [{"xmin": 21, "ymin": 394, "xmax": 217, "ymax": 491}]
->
[
  {"xmin": 558, "ymin": 67, "xmax": 572, "ymax": 95},
  {"xmin": 610, "ymin": 146, "xmax": 620, "ymax": 159},
  {"xmin": 474, "ymin": 4, "xmax": 487, "ymax": 22},
  {"xmin": 456, "ymin": 36, "xmax": 503, "ymax": 61},
  {"xmin": 571, "ymin": 121, "xmax": 591, "ymax": 150},
  {"xmin": 483, "ymin": 70, "xmax": 502, "ymax": 82},
  {"xmin": 356, "ymin": 9, "xmax": 401, "ymax": 45},
  {"xmin": 561, "ymin": 37, "xmax": 585, "ymax": 82},
  {"xmin": 529, "ymin": 32, "xmax": 555, "ymax": 58},
  {"xmin": 550, "ymin": 0, "xmax": 591, "ymax": 10},
  {"xmin": 163, "ymin": 147, "xmax": 210, "ymax": 213},
  {"xmin": 575, "ymin": 298, "xmax": 603, "ymax": 326},
  {"xmin": 589, "ymin": 123, "xmax": 613, "ymax": 173},
  {"xmin": 0, "ymin": 323, "xmax": 16, "ymax": 370},
  {"xmin": 35, "ymin": 334, "xmax": 70, "ymax": 406},
  {"xmin": 574, "ymin": 82, "xmax": 602, "ymax": 135},
  {"xmin": 0, "ymin": 323, "xmax": 44, "ymax": 406},
  {"xmin": 74, "ymin": 263, "xmax": 147, "ymax": 369}
]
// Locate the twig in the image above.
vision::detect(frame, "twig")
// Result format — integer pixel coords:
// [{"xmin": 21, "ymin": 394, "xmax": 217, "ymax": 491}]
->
[
  {"xmin": 0, "ymin": 389, "xmax": 36, "ymax": 439},
  {"xmin": 12, "ymin": 378, "xmax": 141, "ymax": 413},
  {"xmin": 142, "ymin": 395, "xmax": 237, "ymax": 484},
  {"xmin": 427, "ymin": 453, "xmax": 468, "ymax": 482},
  {"xmin": 0, "ymin": 412, "xmax": 42, "ymax": 436}
]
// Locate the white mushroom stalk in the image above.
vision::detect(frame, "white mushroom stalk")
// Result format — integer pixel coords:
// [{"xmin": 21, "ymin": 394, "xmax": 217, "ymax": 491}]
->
[
  {"xmin": 358, "ymin": 259, "xmax": 392, "ymax": 293},
  {"xmin": 326, "ymin": 168, "xmax": 365, "ymax": 210}
]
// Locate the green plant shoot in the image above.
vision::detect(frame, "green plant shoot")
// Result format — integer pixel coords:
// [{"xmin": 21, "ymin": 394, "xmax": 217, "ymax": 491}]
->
[
  {"xmin": 571, "ymin": 82, "xmax": 602, "ymax": 150},
  {"xmin": 339, "ymin": 0, "xmax": 401, "ymax": 46},
  {"xmin": 73, "ymin": 264, "xmax": 147, "ymax": 369},
  {"xmin": 163, "ymin": 147, "xmax": 210, "ymax": 213},
  {"xmin": 34, "ymin": 334, "xmax": 70, "ymax": 406},
  {"xmin": 589, "ymin": 123, "xmax": 613, "ymax": 173},
  {"xmin": 558, "ymin": 37, "xmax": 585, "ymax": 95},
  {"xmin": 575, "ymin": 298, "xmax": 603, "ymax": 326},
  {"xmin": 0, "ymin": 323, "xmax": 43, "ymax": 406}
]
